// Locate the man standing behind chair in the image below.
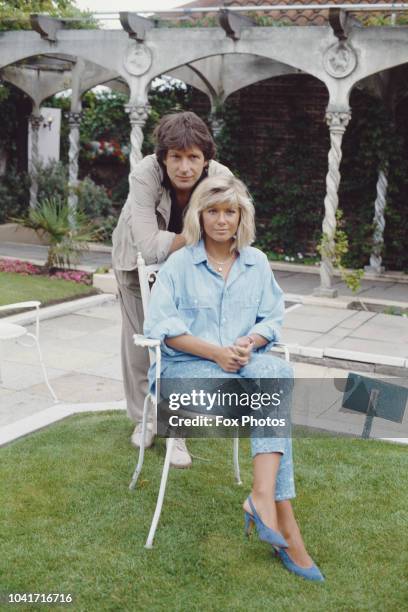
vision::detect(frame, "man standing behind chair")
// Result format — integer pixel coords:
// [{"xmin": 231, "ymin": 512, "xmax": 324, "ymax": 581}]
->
[{"xmin": 112, "ymin": 111, "xmax": 232, "ymax": 468}]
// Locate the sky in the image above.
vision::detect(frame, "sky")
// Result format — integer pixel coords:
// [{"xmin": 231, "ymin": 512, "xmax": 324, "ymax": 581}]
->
[{"xmin": 75, "ymin": 0, "xmax": 186, "ymax": 14}]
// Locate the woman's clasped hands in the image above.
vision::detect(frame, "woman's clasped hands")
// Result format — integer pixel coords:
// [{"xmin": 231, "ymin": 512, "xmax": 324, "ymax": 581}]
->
[{"xmin": 213, "ymin": 336, "xmax": 254, "ymax": 372}]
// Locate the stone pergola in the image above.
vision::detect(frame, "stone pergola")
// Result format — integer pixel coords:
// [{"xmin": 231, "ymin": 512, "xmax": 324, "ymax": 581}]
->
[{"xmin": 1, "ymin": 4, "xmax": 408, "ymax": 294}]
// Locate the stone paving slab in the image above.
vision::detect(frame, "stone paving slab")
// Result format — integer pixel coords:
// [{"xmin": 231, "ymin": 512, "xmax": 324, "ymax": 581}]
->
[
  {"xmin": 349, "ymin": 323, "xmax": 408, "ymax": 344},
  {"xmin": 77, "ymin": 355, "xmax": 123, "ymax": 381},
  {"xmin": 38, "ymin": 312, "xmax": 113, "ymax": 335},
  {"xmin": 27, "ymin": 372, "xmax": 124, "ymax": 403},
  {"xmin": 337, "ymin": 310, "xmax": 377, "ymax": 330},
  {"xmin": 64, "ymin": 329, "xmax": 121, "ymax": 355},
  {"xmin": 0, "ymin": 360, "xmax": 65, "ymax": 391},
  {"xmin": 1, "ymin": 340, "xmax": 114, "ymax": 370},
  {"xmin": 280, "ymin": 329, "xmax": 321, "ymax": 345},
  {"xmin": 335, "ymin": 281, "xmax": 408, "ymax": 301},
  {"xmin": 308, "ymin": 329, "xmax": 352, "ymax": 349},
  {"xmin": 79, "ymin": 304, "xmax": 122, "ymax": 322},
  {"xmin": 1, "ymin": 296, "xmax": 407, "ymax": 447},
  {"xmin": 284, "ymin": 305, "xmax": 356, "ymax": 333},
  {"xmin": 275, "ymin": 271, "xmax": 320, "ymax": 294},
  {"xmin": 0, "ymin": 389, "xmax": 58, "ymax": 427}
]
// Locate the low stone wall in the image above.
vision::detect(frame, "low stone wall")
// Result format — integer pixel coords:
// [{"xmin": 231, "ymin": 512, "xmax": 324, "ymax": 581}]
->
[{"xmin": 0, "ymin": 223, "xmax": 49, "ymax": 245}]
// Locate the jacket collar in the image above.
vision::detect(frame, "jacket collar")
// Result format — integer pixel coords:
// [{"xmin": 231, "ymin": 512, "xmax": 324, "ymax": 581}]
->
[{"xmin": 190, "ymin": 239, "xmax": 256, "ymax": 265}]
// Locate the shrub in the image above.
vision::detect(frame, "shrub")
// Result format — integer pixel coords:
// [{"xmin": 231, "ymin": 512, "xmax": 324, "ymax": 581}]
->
[
  {"xmin": 0, "ymin": 167, "xmax": 30, "ymax": 223},
  {"xmin": 97, "ymin": 214, "xmax": 118, "ymax": 244},
  {"xmin": 75, "ymin": 176, "xmax": 112, "ymax": 217},
  {"xmin": 13, "ymin": 197, "xmax": 99, "ymax": 270},
  {"xmin": 37, "ymin": 161, "xmax": 69, "ymax": 203}
]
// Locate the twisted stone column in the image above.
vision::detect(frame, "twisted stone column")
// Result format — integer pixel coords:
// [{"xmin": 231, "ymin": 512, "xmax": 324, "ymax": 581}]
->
[
  {"xmin": 365, "ymin": 166, "xmax": 388, "ymax": 275},
  {"xmin": 210, "ymin": 112, "xmax": 224, "ymax": 140},
  {"xmin": 29, "ymin": 114, "xmax": 43, "ymax": 208},
  {"xmin": 315, "ymin": 109, "xmax": 351, "ymax": 297},
  {"xmin": 125, "ymin": 103, "xmax": 150, "ymax": 173},
  {"xmin": 67, "ymin": 111, "xmax": 82, "ymax": 214}
]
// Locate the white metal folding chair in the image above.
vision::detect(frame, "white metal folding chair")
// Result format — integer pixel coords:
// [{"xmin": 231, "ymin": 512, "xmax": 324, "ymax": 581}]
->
[
  {"xmin": 0, "ymin": 300, "xmax": 58, "ymax": 402},
  {"xmin": 129, "ymin": 252, "xmax": 290, "ymax": 549}
]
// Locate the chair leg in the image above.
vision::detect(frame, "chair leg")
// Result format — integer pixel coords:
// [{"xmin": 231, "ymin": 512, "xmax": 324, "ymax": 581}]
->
[
  {"xmin": 233, "ymin": 436, "xmax": 242, "ymax": 485},
  {"xmin": 129, "ymin": 395, "xmax": 152, "ymax": 491},
  {"xmin": 145, "ymin": 437, "xmax": 174, "ymax": 549},
  {"xmin": 27, "ymin": 333, "xmax": 58, "ymax": 402}
]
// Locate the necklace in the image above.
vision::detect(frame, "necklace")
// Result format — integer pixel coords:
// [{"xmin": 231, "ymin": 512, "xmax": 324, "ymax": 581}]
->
[{"xmin": 207, "ymin": 251, "xmax": 236, "ymax": 272}]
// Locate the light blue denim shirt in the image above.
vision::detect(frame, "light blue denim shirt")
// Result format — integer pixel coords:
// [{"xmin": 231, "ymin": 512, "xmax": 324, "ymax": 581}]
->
[{"xmin": 144, "ymin": 240, "xmax": 284, "ymax": 381}]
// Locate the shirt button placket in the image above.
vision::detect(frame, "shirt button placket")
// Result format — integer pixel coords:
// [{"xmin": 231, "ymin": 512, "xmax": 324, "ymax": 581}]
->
[{"xmin": 220, "ymin": 290, "xmax": 227, "ymax": 343}]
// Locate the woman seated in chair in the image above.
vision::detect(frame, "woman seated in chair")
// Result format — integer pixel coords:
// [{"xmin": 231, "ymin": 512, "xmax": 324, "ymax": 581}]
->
[{"xmin": 144, "ymin": 175, "xmax": 324, "ymax": 581}]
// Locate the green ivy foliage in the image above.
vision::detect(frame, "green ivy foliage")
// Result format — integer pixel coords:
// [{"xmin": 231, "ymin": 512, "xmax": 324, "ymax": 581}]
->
[
  {"xmin": 143, "ymin": 78, "xmax": 195, "ymax": 155},
  {"xmin": 0, "ymin": 0, "xmax": 97, "ymax": 31},
  {"xmin": 1, "ymin": 70, "xmax": 407, "ymax": 269},
  {"xmin": 0, "ymin": 165, "xmax": 30, "ymax": 223},
  {"xmin": 340, "ymin": 90, "xmax": 408, "ymax": 271},
  {"xmin": 216, "ymin": 98, "xmax": 325, "ymax": 257},
  {"xmin": 0, "ymin": 83, "xmax": 30, "ymax": 159}
]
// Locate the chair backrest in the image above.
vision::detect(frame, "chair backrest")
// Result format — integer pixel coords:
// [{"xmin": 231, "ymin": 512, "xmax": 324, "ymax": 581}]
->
[
  {"xmin": 136, "ymin": 252, "xmax": 164, "ymax": 368},
  {"xmin": 137, "ymin": 252, "xmax": 163, "ymax": 317}
]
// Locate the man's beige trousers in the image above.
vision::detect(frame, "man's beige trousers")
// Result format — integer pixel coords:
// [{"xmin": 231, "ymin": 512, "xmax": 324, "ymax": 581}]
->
[{"xmin": 115, "ymin": 269, "xmax": 151, "ymax": 423}]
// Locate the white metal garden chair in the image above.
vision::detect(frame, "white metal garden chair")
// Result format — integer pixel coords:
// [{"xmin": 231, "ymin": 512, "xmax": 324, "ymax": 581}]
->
[
  {"xmin": 129, "ymin": 252, "xmax": 290, "ymax": 549},
  {"xmin": 0, "ymin": 301, "xmax": 58, "ymax": 402}
]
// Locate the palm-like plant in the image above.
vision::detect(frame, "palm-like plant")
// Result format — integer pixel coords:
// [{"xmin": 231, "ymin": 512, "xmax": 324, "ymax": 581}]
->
[{"xmin": 14, "ymin": 197, "xmax": 100, "ymax": 270}]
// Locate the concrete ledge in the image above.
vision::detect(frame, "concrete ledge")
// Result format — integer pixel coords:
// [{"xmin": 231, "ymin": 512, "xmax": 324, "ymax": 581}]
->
[
  {"xmin": 4, "ymin": 293, "xmax": 117, "ymax": 326},
  {"xmin": 0, "ymin": 400, "xmax": 125, "ymax": 447},
  {"xmin": 274, "ymin": 344, "xmax": 325, "ymax": 359},
  {"xmin": 323, "ymin": 348, "xmax": 406, "ymax": 368},
  {"xmin": 271, "ymin": 260, "xmax": 408, "ymax": 284},
  {"xmin": 285, "ymin": 293, "xmax": 408, "ymax": 312},
  {"xmin": 273, "ymin": 343, "xmax": 407, "ymax": 372},
  {"xmin": 289, "ymin": 354, "xmax": 408, "ymax": 377},
  {"xmin": 0, "ymin": 224, "xmax": 48, "ymax": 245}
]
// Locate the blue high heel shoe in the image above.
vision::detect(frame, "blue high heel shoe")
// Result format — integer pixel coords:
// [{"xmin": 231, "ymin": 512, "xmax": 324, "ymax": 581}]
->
[
  {"xmin": 274, "ymin": 548, "xmax": 325, "ymax": 582},
  {"xmin": 244, "ymin": 496, "xmax": 288, "ymax": 549}
]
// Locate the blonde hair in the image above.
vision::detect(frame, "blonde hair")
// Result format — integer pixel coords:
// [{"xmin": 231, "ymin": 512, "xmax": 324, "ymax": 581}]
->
[{"xmin": 182, "ymin": 175, "xmax": 255, "ymax": 250}]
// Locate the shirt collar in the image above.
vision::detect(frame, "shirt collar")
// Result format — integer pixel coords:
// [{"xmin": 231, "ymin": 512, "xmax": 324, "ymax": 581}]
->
[{"xmin": 190, "ymin": 239, "xmax": 256, "ymax": 265}]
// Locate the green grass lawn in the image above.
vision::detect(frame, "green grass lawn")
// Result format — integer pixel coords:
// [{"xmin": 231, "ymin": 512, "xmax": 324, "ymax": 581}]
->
[
  {"xmin": 0, "ymin": 272, "xmax": 96, "ymax": 309},
  {"xmin": 1, "ymin": 413, "xmax": 407, "ymax": 611}
]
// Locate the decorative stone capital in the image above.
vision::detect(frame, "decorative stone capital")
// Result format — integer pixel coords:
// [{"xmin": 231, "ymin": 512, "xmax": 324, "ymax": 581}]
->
[
  {"xmin": 125, "ymin": 103, "xmax": 151, "ymax": 127},
  {"xmin": 325, "ymin": 109, "xmax": 351, "ymax": 134},
  {"xmin": 210, "ymin": 113, "xmax": 224, "ymax": 139},
  {"xmin": 67, "ymin": 111, "xmax": 82, "ymax": 128},
  {"xmin": 29, "ymin": 114, "xmax": 44, "ymax": 131}
]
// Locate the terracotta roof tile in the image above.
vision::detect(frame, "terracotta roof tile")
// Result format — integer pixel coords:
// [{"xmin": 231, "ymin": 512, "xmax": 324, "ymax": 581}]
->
[{"xmin": 168, "ymin": 0, "xmax": 398, "ymax": 26}]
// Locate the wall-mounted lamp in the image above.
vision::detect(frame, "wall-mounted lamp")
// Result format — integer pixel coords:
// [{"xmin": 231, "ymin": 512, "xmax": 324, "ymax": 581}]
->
[{"xmin": 43, "ymin": 115, "xmax": 53, "ymax": 131}]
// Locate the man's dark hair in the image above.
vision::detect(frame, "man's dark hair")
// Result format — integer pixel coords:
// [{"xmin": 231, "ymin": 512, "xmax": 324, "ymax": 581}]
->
[{"xmin": 154, "ymin": 111, "xmax": 216, "ymax": 163}]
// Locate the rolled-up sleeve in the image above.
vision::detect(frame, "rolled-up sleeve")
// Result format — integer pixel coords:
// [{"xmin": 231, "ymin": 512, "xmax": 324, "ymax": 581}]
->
[
  {"xmin": 248, "ymin": 256, "xmax": 284, "ymax": 351},
  {"xmin": 128, "ymin": 164, "xmax": 175, "ymax": 265},
  {"xmin": 143, "ymin": 268, "xmax": 192, "ymax": 357}
]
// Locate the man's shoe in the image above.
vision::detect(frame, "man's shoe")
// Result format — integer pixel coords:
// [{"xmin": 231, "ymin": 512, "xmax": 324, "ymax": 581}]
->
[
  {"xmin": 131, "ymin": 422, "xmax": 155, "ymax": 449},
  {"xmin": 166, "ymin": 438, "xmax": 192, "ymax": 469}
]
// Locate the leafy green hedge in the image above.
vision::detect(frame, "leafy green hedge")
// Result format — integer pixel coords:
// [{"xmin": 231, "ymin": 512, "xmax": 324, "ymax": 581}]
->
[{"xmin": 1, "ymin": 76, "xmax": 407, "ymax": 270}]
